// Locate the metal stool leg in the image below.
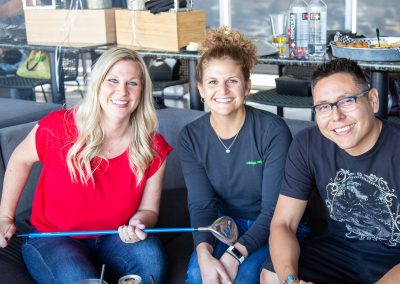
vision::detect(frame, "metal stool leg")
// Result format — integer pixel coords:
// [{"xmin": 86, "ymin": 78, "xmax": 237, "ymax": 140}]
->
[{"xmin": 277, "ymin": 106, "xmax": 284, "ymax": 117}]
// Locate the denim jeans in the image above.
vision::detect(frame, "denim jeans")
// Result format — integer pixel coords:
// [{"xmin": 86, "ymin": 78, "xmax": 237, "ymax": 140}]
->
[
  {"xmin": 22, "ymin": 234, "xmax": 167, "ymax": 284},
  {"xmin": 187, "ymin": 217, "xmax": 310, "ymax": 284}
]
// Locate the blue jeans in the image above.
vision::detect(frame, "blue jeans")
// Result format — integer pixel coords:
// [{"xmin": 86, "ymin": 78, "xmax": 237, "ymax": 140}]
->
[
  {"xmin": 22, "ymin": 234, "xmax": 167, "ymax": 284},
  {"xmin": 187, "ymin": 217, "xmax": 310, "ymax": 284}
]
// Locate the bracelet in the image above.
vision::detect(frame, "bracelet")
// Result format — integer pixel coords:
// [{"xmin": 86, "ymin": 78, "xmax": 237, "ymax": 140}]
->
[
  {"xmin": 282, "ymin": 275, "xmax": 299, "ymax": 284},
  {"xmin": 226, "ymin": 245, "xmax": 245, "ymax": 264}
]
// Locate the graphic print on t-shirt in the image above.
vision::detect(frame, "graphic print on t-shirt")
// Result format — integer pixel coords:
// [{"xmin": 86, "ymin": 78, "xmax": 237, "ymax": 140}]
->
[{"xmin": 325, "ymin": 169, "xmax": 400, "ymax": 246}]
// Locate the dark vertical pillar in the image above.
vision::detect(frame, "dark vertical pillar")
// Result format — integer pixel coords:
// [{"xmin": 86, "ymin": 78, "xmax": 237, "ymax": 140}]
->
[
  {"xmin": 371, "ymin": 71, "xmax": 388, "ymax": 119},
  {"xmin": 189, "ymin": 58, "xmax": 203, "ymax": 111}
]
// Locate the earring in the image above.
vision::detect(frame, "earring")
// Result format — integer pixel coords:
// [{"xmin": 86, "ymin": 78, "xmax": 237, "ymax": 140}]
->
[{"xmin": 200, "ymin": 97, "xmax": 205, "ymax": 103}]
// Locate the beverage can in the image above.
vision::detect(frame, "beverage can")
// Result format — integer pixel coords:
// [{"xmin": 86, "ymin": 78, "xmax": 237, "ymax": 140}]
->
[{"xmin": 118, "ymin": 274, "xmax": 143, "ymax": 284}]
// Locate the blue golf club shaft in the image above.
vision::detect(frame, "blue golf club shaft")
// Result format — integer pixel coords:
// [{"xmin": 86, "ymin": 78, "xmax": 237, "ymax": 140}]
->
[{"xmin": 17, "ymin": 227, "xmax": 197, "ymax": 238}]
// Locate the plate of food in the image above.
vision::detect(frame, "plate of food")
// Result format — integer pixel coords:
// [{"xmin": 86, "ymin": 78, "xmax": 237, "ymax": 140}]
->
[{"xmin": 331, "ymin": 36, "xmax": 400, "ymax": 62}]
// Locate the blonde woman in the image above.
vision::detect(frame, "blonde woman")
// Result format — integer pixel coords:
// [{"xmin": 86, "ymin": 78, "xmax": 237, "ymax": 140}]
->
[{"xmin": 0, "ymin": 47, "xmax": 171, "ymax": 284}]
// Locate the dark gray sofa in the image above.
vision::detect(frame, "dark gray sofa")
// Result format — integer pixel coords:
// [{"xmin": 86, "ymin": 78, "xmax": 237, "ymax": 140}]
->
[
  {"xmin": 0, "ymin": 106, "xmax": 316, "ymax": 284},
  {"xmin": 0, "ymin": 98, "xmax": 62, "ymax": 129}
]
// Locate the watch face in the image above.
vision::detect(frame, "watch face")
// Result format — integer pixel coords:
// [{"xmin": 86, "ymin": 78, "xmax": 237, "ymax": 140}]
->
[
  {"xmin": 227, "ymin": 246, "xmax": 244, "ymax": 264},
  {"xmin": 231, "ymin": 247, "xmax": 242, "ymax": 257}
]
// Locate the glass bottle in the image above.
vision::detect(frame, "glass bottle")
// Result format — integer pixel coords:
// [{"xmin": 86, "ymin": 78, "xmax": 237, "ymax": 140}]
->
[{"xmin": 308, "ymin": 0, "xmax": 327, "ymax": 59}]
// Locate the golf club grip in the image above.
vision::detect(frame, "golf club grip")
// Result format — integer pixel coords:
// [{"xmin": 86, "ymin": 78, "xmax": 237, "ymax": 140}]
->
[{"xmin": 17, "ymin": 228, "xmax": 198, "ymax": 238}]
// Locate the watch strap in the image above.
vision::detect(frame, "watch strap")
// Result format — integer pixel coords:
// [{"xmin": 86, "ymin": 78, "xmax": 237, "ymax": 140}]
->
[{"xmin": 226, "ymin": 245, "xmax": 245, "ymax": 264}]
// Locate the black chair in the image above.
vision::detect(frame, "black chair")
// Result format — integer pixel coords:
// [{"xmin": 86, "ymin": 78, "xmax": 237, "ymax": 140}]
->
[
  {"xmin": 0, "ymin": 74, "xmax": 49, "ymax": 101},
  {"xmin": 60, "ymin": 52, "xmax": 84, "ymax": 98},
  {"xmin": 149, "ymin": 58, "xmax": 189, "ymax": 109},
  {"xmin": 0, "ymin": 52, "xmax": 82, "ymax": 102},
  {"xmin": 388, "ymin": 115, "xmax": 400, "ymax": 124},
  {"xmin": 248, "ymin": 65, "xmax": 316, "ymax": 120}
]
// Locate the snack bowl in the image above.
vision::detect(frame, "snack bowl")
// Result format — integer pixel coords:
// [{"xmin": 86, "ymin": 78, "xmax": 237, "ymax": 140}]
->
[{"xmin": 331, "ymin": 37, "xmax": 400, "ymax": 62}]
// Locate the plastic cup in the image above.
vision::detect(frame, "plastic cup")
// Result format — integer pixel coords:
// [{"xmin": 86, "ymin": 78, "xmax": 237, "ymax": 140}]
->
[
  {"xmin": 269, "ymin": 13, "xmax": 289, "ymax": 58},
  {"xmin": 86, "ymin": 0, "xmax": 112, "ymax": 9},
  {"xmin": 118, "ymin": 274, "xmax": 143, "ymax": 284}
]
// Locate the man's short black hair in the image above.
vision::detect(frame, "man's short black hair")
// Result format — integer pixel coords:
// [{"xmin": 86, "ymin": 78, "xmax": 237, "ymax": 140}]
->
[{"xmin": 311, "ymin": 58, "xmax": 369, "ymax": 91}]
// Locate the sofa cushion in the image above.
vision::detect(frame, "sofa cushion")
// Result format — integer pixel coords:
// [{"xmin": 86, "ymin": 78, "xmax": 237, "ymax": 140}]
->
[
  {"xmin": 164, "ymin": 233, "xmax": 193, "ymax": 283},
  {"xmin": 0, "ymin": 234, "xmax": 35, "ymax": 284},
  {"xmin": 157, "ymin": 108, "xmax": 205, "ymax": 190},
  {"xmin": 283, "ymin": 118, "xmax": 328, "ymax": 235},
  {"xmin": 0, "ymin": 98, "xmax": 62, "ymax": 129},
  {"xmin": 283, "ymin": 118, "xmax": 315, "ymax": 136}
]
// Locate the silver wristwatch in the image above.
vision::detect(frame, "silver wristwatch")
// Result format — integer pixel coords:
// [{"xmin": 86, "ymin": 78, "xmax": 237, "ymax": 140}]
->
[{"xmin": 226, "ymin": 245, "xmax": 245, "ymax": 264}]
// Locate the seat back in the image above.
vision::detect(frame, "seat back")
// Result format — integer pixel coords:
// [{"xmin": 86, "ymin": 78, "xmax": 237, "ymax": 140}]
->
[{"xmin": 62, "ymin": 52, "xmax": 80, "ymax": 82}]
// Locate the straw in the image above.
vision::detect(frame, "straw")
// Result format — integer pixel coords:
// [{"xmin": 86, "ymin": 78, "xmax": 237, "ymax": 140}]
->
[{"xmin": 99, "ymin": 264, "xmax": 106, "ymax": 284}]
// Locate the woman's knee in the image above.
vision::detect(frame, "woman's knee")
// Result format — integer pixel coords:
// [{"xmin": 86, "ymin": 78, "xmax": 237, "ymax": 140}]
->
[
  {"xmin": 121, "ymin": 236, "xmax": 167, "ymax": 282},
  {"xmin": 22, "ymin": 239, "xmax": 96, "ymax": 284}
]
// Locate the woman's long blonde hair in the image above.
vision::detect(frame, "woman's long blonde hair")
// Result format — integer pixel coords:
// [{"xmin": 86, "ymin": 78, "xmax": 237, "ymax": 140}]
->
[{"xmin": 66, "ymin": 47, "xmax": 158, "ymax": 186}]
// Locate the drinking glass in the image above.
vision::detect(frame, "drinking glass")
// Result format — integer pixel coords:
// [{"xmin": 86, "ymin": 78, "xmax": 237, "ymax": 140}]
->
[{"xmin": 269, "ymin": 13, "xmax": 289, "ymax": 58}]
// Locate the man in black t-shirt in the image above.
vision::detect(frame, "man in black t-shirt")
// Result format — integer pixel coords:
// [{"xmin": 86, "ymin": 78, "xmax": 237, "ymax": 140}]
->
[{"xmin": 260, "ymin": 58, "xmax": 400, "ymax": 284}]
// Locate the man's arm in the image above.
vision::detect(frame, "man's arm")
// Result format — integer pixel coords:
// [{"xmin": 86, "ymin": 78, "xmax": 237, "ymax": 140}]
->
[
  {"xmin": 377, "ymin": 264, "xmax": 400, "ymax": 284},
  {"xmin": 0, "ymin": 0, "xmax": 23, "ymax": 19},
  {"xmin": 269, "ymin": 194, "xmax": 308, "ymax": 282}
]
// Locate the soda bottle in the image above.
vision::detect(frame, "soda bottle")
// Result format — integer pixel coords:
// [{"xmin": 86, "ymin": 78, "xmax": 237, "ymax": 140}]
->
[
  {"xmin": 308, "ymin": 0, "xmax": 327, "ymax": 58},
  {"xmin": 288, "ymin": 0, "xmax": 309, "ymax": 59}
]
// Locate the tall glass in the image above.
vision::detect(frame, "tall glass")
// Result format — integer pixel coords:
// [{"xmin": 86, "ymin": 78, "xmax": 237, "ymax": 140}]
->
[{"xmin": 269, "ymin": 13, "xmax": 289, "ymax": 58}]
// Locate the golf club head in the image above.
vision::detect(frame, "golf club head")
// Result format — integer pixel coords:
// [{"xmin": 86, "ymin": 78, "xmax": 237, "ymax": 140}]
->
[{"xmin": 208, "ymin": 216, "xmax": 238, "ymax": 245}]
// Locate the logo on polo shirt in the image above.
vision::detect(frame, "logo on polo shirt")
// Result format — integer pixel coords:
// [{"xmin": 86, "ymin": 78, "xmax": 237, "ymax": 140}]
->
[{"xmin": 245, "ymin": 160, "xmax": 262, "ymax": 165}]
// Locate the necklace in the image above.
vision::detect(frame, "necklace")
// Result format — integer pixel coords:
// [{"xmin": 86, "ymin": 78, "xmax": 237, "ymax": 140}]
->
[{"xmin": 216, "ymin": 132, "xmax": 239, "ymax": 154}]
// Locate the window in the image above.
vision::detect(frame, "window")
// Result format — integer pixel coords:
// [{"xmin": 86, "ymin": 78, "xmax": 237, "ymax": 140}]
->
[
  {"xmin": 193, "ymin": 0, "xmax": 399, "ymax": 40},
  {"xmin": 357, "ymin": 0, "xmax": 399, "ymax": 37}
]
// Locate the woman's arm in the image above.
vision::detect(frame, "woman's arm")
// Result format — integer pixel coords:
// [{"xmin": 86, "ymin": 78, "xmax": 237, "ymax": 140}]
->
[
  {"xmin": 178, "ymin": 125, "xmax": 219, "ymax": 245},
  {"xmin": 0, "ymin": 125, "xmax": 39, "ymax": 248},
  {"xmin": 221, "ymin": 117, "xmax": 292, "ymax": 282},
  {"xmin": 237, "ymin": 118, "xmax": 292, "ymax": 254},
  {"xmin": 197, "ymin": 242, "xmax": 232, "ymax": 284},
  {"xmin": 118, "ymin": 160, "xmax": 167, "ymax": 242},
  {"xmin": 131, "ymin": 160, "xmax": 167, "ymax": 227}
]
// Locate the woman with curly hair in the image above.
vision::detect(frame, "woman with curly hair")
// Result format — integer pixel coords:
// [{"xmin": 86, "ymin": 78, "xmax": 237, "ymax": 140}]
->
[
  {"xmin": 179, "ymin": 27, "xmax": 308, "ymax": 283},
  {"xmin": 0, "ymin": 47, "xmax": 171, "ymax": 284}
]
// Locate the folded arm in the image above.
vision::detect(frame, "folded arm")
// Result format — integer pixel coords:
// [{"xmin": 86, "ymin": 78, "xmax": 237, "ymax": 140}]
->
[{"xmin": 118, "ymin": 160, "xmax": 167, "ymax": 243}]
